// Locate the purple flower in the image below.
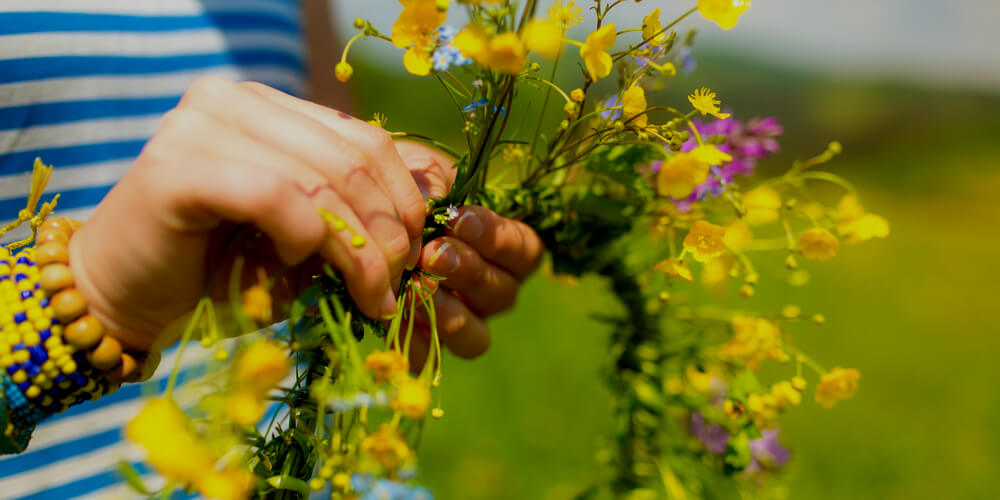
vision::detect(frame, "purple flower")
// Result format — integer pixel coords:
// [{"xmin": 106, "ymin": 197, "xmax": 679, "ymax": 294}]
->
[
  {"xmin": 746, "ymin": 428, "xmax": 791, "ymax": 474},
  {"xmin": 691, "ymin": 412, "xmax": 729, "ymax": 455},
  {"xmin": 677, "ymin": 46, "xmax": 696, "ymax": 74},
  {"xmin": 600, "ymin": 95, "xmax": 623, "ymax": 121}
]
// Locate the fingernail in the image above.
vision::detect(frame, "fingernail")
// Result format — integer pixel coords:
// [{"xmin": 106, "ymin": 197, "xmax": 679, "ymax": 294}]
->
[
  {"xmin": 454, "ymin": 211, "xmax": 484, "ymax": 241},
  {"xmin": 380, "ymin": 290, "xmax": 398, "ymax": 318},
  {"xmin": 405, "ymin": 237, "xmax": 421, "ymax": 270},
  {"xmin": 427, "ymin": 241, "xmax": 459, "ymax": 274}
]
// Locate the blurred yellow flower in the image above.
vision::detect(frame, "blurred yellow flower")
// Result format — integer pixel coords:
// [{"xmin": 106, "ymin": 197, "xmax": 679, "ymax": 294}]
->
[
  {"xmin": 548, "ymin": 0, "xmax": 583, "ymax": 28},
  {"xmin": 835, "ymin": 194, "xmax": 890, "ymax": 243},
  {"xmin": 688, "ymin": 87, "xmax": 731, "ymax": 120},
  {"xmin": 392, "ymin": 0, "xmax": 447, "ymax": 76},
  {"xmin": 720, "ymin": 315, "xmax": 784, "ymax": 371},
  {"xmin": 656, "ymin": 152, "xmax": 709, "ymax": 199},
  {"xmin": 570, "ymin": 88, "xmax": 584, "ymax": 102},
  {"xmin": 487, "ymin": 33, "xmax": 527, "ymax": 73},
  {"xmin": 770, "ymin": 380, "xmax": 802, "ymax": 408},
  {"xmin": 580, "ymin": 23, "xmax": 616, "ymax": 80},
  {"xmin": 365, "ymin": 349, "xmax": 409, "ymax": 383},
  {"xmin": 236, "ymin": 340, "xmax": 290, "ymax": 392},
  {"xmin": 523, "ymin": 19, "xmax": 563, "ymax": 59},
  {"xmin": 642, "ymin": 9, "xmax": 665, "ymax": 45},
  {"xmin": 723, "ymin": 221, "xmax": 752, "ymax": 251},
  {"xmin": 815, "ymin": 367, "xmax": 861, "ymax": 408},
  {"xmin": 363, "ymin": 424, "xmax": 411, "ymax": 470},
  {"xmin": 622, "ymin": 85, "xmax": 648, "ymax": 128},
  {"xmin": 742, "ymin": 186, "xmax": 782, "ymax": 226},
  {"xmin": 799, "ymin": 228, "xmax": 840, "ymax": 261},
  {"xmin": 393, "ymin": 376, "xmax": 431, "ymax": 418},
  {"xmin": 453, "ymin": 24, "xmax": 489, "ymax": 63},
  {"xmin": 654, "ymin": 257, "xmax": 694, "ymax": 284},
  {"xmin": 690, "ymin": 144, "xmax": 732, "ymax": 166},
  {"xmin": 199, "ymin": 470, "xmax": 255, "ymax": 500},
  {"xmin": 700, "ymin": 256, "xmax": 733, "ymax": 294},
  {"xmin": 242, "ymin": 284, "xmax": 272, "ymax": 324},
  {"xmin": 698, "ymin": 0, "xmax": 751, "ymax": 30},
  {"xmin": 683, "ymin": 220, "xmax": 727, "ymax": 263}
]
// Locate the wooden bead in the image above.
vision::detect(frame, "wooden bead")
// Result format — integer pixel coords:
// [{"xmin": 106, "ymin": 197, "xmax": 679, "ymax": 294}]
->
[
  {"xmin": 51, "ymin": 289, "xmax": 86, "ymax": 323},
  {"xmin": 35, "ymin": 242, "xmax": 69, "ymax": 266},
  {"xmin": 87, "ymin": 336, "xmax": 122, "ymax": 371},
  {"xmin": 64, "ymin": 315, "xmax": 105, "ymax": 350},
  {"xmin": 39, "ymin": 218, "xmax": 72, "ymax": 236},
  {"xmin": 104, "ymin": 352, "xmax": 138, "ymax": 382},
  {"xmin": 36, "ymin": 229, "xmax": 69, "ymax": 246},
  {"xmin": 40, "ymin": 263, "xmax": 74, "ymax": 292}
]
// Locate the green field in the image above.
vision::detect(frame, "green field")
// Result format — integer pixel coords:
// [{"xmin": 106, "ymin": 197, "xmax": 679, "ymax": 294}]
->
[{"xmin": 352, "ymin": 51, "xmax": 1000, "ymax": 499}]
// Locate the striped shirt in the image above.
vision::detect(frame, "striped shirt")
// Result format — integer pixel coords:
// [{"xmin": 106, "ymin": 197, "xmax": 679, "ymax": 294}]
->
[{"xmin": 0, "ymin": 1, "xmax": 307, "ymax": 498}]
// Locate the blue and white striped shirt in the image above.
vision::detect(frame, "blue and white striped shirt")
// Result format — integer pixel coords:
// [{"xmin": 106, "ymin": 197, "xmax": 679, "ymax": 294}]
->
[{"xmin": 0, "ymin": 1, "xmax": 307, "ymax": 498}]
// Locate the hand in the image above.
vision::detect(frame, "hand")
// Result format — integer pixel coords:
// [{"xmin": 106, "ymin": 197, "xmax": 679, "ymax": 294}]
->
[
  {"xmin": 69, "ymin": 77, "xmax": 427, "ymax": 351},
  {"xmin": 395, "ymin": 142, "xmax": 545, "ymax": 364}
]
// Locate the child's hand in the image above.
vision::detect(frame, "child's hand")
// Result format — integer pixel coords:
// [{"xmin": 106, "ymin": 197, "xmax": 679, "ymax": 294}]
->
[
  {"xmin": 395, "ymin": 142, "xmax": 545, "ymax": 363},
  {"xmin": 68, "ymin": 77, "xmax": 427, "ymax": 350}
]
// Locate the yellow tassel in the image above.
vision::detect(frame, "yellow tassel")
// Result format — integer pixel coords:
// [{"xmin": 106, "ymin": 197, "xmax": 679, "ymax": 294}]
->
[{"xmin": 2, "ymin": 157, "xmax": 59, "ymax": 249}]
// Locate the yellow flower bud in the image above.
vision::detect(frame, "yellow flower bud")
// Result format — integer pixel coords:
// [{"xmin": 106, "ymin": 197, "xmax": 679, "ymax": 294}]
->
[
  {"xmin": 335, "ymin": 61, "xmax": 353, "ymax": 82},
  {"xmin": 570, "ymin": 88, "xmax": 585, "ymax": 102}
]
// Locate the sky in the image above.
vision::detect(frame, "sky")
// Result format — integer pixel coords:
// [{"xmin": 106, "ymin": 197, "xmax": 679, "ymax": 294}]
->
[{"xmin": 332, "ymin": 0, "xmax": 1000, "ymax": 91}]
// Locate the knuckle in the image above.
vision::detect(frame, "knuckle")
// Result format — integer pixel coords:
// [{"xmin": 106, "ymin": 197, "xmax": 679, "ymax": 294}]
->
[
  {"xmin": 352, "ymin": 247, "xmax": 390, "ymax": 291},
  {"xmin": 360, "ymin": 126, "xmax": 394, "ymax": 153},
  {"xmin": 383, "ymin": 226, "xmax": 412, "ymax": 262},
  {"xmin": 245, "ymin": 171, "xmax": 287, "ymax": 212},
  {"xmin": 181, "ymin": 75, "xmax": 232, "ymax": 105}
]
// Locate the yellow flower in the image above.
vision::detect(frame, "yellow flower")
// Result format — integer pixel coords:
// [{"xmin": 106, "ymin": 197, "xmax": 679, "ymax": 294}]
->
[
  {"xmin": 242, "ymin": 284, "xmax": 272, "ymax": 324},
  {"xmin": 334, "ymin": 61, "xmax": 353, "ymax": 83},
  {"xmin": 799, "ymin": 228, "xmax": 840, "ymax": 261},
  {"xmin": 719, "ymin": 315, "xmax": 784, "ymax": 371},
  {"xmin": 654, "ymin": 257, "xmax": 694, "ymax": 284},
  {"xmin": 622, "ymin": 85, "xmax": 648, "ymax": 128},
  {"xmin": 683, "ymin": 220, "xmax": 727, "ymax": 263},
  {"xmin": 226, "ymin": 390, "xmax": 267, "ymax": 427},
  {"xmin": 815, "ymin": 367, "xmax": 861, "ymax": 408},
  {"xmin": 365, "ymin": 349, "xmax": 409, "ymax": 383},
  {"xmin": 523, "ymin": 19, "xmax": 563, "ymax": 59},
  {"xmin": 835, "ymin": 194, "xmax": 890, "ymax": 243},
  {"xmin": 770, "ymin": 380, "xmax": 802, "ymax": 408},
  {"xmin": 690, "ymin": 144, "xmax": 732, "ymax": 166},
  {"xmin": 570, "ymin": 88, "xmax": 585, "ymax": 102},
  {"xmin": 642, "ymin": 9, "xmax": 665, "ymax": 45},
  {"xmin": 722, "ymin": 221, "xmax": 752, "ymax": 251},
  {"xmin": 363, "ymin": 424, "xmax": 411, "ymax": 470},
  {"xmin": 236, "ymin": 340, "xmax": 290, "ymax": 392},
  {"xmin": 688, "ymin": 87, "xmax": 731, "ymax": 120},
  {"xmin": 453, "ymin": 24, "xmax": 489, "ymax": 63},
  {"xmin": 700, "ymin": 256, "xmax": 733, "ymax": 294},
  {"xmin": 393, "ymin": 376, "xmax": 431, "ymax": 418},
  {"xmin": 742, "ymin": 186, "xmax": 782, "ymax": 226},
  {"xmin": 656, "ymin": 152, "xmax": 709, "ymax": 199},
  {"xmin": 199, "ymin": 470, "xmax": 254, "ymax": 500},
  {"xmin": 126, "ymin": 399, "xmax": 212, "ymax": 485},
  {"xmin": 698, "ymin": 0, "xmax": 751, "ymax": 30},
  {"xmin": 580, "ymin": 23, "xmax": 616, "ymax": 81},
  {"xmin": 487, "ymin": 32, "xmax": 527, "ymax": 73},
  {"xmin": 391, "ymin": 0, "xmax": 447, "ymax": 76},
  {"xmin": 548, "ymin": 0, "xmax": 583, "ymax": 28},
  {"xmin": 684, "ymin": 365, "xmax": 718, "ymax": 393}
]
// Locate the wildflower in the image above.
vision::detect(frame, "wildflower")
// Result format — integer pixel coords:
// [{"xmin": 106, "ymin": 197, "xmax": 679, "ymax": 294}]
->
[
  {"xmin": 392, "ymin": 0, "xmax": 447, "ymax": 76},
  {"xmin": 548, "ymin": 0, "xmax": 583, "ymax": 28},
  {"xmin": 621, "ymin": 85, "xmax": 648, "ymax": 128},
  {"xmin": 580, "ymin": 23, "xmax": 616, "ymax": 81},
  {"xmin": 654, "ymin": 257, "xmax": 693, "ymax": 284},
  {"xmin": 791, "ymin": 376, "xmax": 807, "ymax": 391},
  {"xmin": 365, "ymin": 349, "xmax": 409, "ymax": 382},
  {"xmin": 720, "ymin": 315, "xmax": 784, "ymax": 371},
  {"xmin": 599, "ymin": 94, "xmax": 623, "ymax": 121},
  {"xmin": 445, "ymin": 204, "xmax": 459, "ymax": 222},
  {"xmin": 335, "ymin": 61, "xmax": 353, "ymax": 82},
  {"xmin": 236, "ymin": 340, "xmax": 290, "ymax": 391},
  {"xmin": 126, "ymin": 399, "xmax": 212, "ymax": 485},
  {"xmin": 199, "ymin": 469, "xmax": 255, "ymax": 500},
  {"xmin": 742, "ymin": 186, "xmax": 781, "ymax": 226},
  {"xmin": 486, "ymin": 33, "xmax": 526, "ymax": 73},
  {"xmin": 690, "ymin": 144, "xmax": 732, "ymax": 166},
  {"xmin": 393, "ymin": 376, "xmax": 431, "ymax": 418},
  {"xmin": 523, "ymin": 19, "xmax": 563, "ymax": 59},
  {"xmin": 747, "ymin": 429, "xmax": 790, "ymax": 472},
  {"xmin": 691, "ymin": 412, "xmax": 729, "ymax": 454},
  {"xmin": 689, "ymin": 87, "xmax": 731, "ymax": 120},
  {"xmin": 677, "ymin": 46, "xmax": 697, "ymax": 74},
  {"xmin": 723, "ymin": 221, "xmax": 752, "ymax": 251},
  {"xmin": 641, "ymin": 9, "xmax": 665, "ymax": 45},
  {"xmin": 835, "ymin": 194, "xmax": 890, "ymax": 243},
  {"xmin": 242, "ymin": 284, "xmax": 272, "ymax": 324},
  {"xmin": 226, "ymin": 390, "xmax": 267, "ymax": 426},
  {"xmin": 683, "ymin": 220, "xmax": 727, "ymax": 262},
  {"xmin": 770, "ymin": 380, "xmax": 802, "ymax": 408},
  {"xmin": 363, "ymin": 424, "xmax": 411, "ymax": 470},
  {"xmin": 815, "ymin": 367, "xmax": 860, "ymax": 408},
  {"xmin": 453, "ymin": 25, "xmax": 489, "ymax": 64},
  {"xmin": 462, "ymin": 98, "xmax": 489, "ymax": 113},
  {"xmin": 570, "ymin": 88, "xmax": 584, "ymax": 102},
  {"xmin": 698, "ymin": 0, "xmax": 751, "ymax": 30},
  {"xmin": 656, "ymin": 152, "xmax": 709, "ymax": 199},
  {"xmin": 799, "ymin": 228, "xmax": 840, "ymax": 261}
]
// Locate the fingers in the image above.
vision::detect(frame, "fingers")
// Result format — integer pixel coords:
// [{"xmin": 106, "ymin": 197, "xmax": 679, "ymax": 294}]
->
[
  {"xmin": 395, "ymin": 140, "xmax": 458, "ymax": 201},
  {"xmin": 447, "ymin": 206, "xmax": 544, "ymax": 279},
  {"xmin": 179, "ymin": 77, "xmax": 416, "ymax": 282},
  {"xmin": 419, "ymin": 237, "xmax": 519, "ymax": 316},
  {"xmin": 414, "ymin": 289, "xmax": 490, "ymax": 359}
]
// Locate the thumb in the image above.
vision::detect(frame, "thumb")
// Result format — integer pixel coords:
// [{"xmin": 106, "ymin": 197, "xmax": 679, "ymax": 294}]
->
[{"xmin": 394, "ymin": 140, "xmax": 456, "ymax": 201}]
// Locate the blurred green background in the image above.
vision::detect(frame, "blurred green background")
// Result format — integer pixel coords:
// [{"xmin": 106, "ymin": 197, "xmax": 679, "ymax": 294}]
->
[{"xmin": 342, "ymin": 9, "xmax": 1000, "ymax": 499}]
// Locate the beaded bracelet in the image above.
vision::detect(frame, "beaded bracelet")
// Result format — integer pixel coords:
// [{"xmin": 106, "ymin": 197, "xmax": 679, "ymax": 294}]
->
[{"xmin": 1, "ymin": 217, "xmax": 159, "ymax": 453}]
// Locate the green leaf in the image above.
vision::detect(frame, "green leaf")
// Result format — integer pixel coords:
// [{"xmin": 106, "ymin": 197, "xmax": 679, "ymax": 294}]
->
[
  {"xmin": 582, "ymin": 144, "xmax": 662, "ymax": 200},
  {"xmin": 723, "ymin": 431, "xmax": 752, "ymax": 471},
  {"xmin": 116, "ymin": 461, "xmax": 150, "ymax": 495},
  {"xmin": 266, "ymin": 475, "xmax": 311, "ymax": 497}
]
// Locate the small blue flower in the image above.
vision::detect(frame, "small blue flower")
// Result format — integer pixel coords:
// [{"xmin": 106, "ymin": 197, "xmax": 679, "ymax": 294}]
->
[
  {"xmin": 445, "ymin": 205, "xmax": 459, "ymax": 222},
  {"xmin": 678, "ymin": 46, "xmax": 696, "ymax": 74},
  {"xmin": 435, "ymin": 25, "xmax": 459, "ymax": 44},
  {"xmin": 463, "ymin": 99, "xmax": 489, "ymax": 113},
  {"xmin": 600, "ymin": 95, "xmax": 623, "ymax": 121},
  {"xmin": 350, "ymin": 473, "xmax": 375, "ymax": 494}
]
